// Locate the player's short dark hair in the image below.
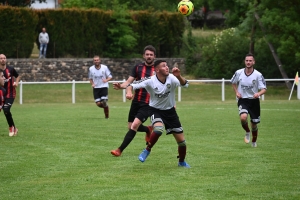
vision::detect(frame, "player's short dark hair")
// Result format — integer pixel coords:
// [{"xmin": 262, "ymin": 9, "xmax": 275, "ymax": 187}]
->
[
  {"xmin": 143, "ymin": 45, "xmax": 156, "ymax": 55},
  {"xmin": 245, "ymin": 53, "xmax": 255, "ymax": 59},
  {"xmin": 154, "ymin": 60, "xmax": 166, "ymax": 68}
]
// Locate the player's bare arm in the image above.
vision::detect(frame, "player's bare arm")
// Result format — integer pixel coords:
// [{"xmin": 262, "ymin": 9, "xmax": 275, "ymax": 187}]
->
[
  {"xmin": 102, "ymin": 76, "xmax": 113, "ymax": 83},
  {"xmin": 253, "ymin": 88, "xmax": 266, "ymax": 98},
  {"xmin": 89, "ymin": 79, "xmax": 95, "ymax": 88},
  {"xmin": 125, "ymin": 85, "xmax": 134, "ymax": 100},
  {"xmin": 172, "ymin": 67, "xmax": 186, "ymax": 85},
  {"xmin": 232, "ymin": 84, "xmax": 241, "ymax": 98},
  {"xmin": 113, "ymin": 76, "xmax": 135, "ymax": 90},
  {"xmin": 13, "ymin": 76, "xmax": 20, "ymax": 87}
]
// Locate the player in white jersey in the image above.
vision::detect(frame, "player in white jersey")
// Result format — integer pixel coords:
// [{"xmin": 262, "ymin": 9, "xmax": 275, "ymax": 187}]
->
[
  {"xmin": 230, "ymin": 53, "xmax": 267, "ymax": 147},
  {"xmin": 126, "ymin": 60, "xmax": 190, "ymax": 168},
  {"xmin": 89, "ymin": 55, "xmax": 113, "ymax": 119}
]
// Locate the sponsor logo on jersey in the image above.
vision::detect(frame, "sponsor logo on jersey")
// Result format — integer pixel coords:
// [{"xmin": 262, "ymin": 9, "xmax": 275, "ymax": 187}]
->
[{"xmin": 155, "ymin": 91, "xmax": 170, "ymax": 98}]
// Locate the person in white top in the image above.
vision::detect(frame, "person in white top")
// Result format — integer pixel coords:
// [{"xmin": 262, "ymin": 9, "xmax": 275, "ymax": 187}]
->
[
  {"xmin": 89, "ymin": 55, "xmax": 113, "ymax": 119},
  {"xmin": 38, "ymin": 27, "xmax": 49, "ymax": 58},
  {"xmin": 126, "ymin": 60, "xmax": 190, "ymax": 168},
  {"xmin": 230, "ymin": 53, "xmax": 267, "ymax": 147}
]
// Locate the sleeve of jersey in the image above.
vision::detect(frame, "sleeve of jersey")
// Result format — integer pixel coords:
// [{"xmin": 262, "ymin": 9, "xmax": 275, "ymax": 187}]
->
[
  {"xmin": 230, "ymin": 70, "xmax": 239, "ymax": 84},
  {"xmin": 130, "ymin": 65, "xmax": 138, "ymax": 78},
  {"xmin": 88, "ymin": 68, "xmax": 92, "ymax": 79},
  {"xmin": 131, "ymin": 78, "xmax": 150, "ymax": 90},
  {"xmin": 258, "ymin": 74, "xmax": 267, "ymax": 90},
  {"xmin": 13, "ymin": 68, "xmax": 19, "ymax": 78},
  {"xmin": 106, "ymin": 67, "xmax": 113, "ymax": 78}
]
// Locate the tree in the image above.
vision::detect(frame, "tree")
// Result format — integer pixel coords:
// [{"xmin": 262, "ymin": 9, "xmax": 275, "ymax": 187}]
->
[{"xmin": 0, "ymin": 0, "xmax": 46, "ymax": 7}]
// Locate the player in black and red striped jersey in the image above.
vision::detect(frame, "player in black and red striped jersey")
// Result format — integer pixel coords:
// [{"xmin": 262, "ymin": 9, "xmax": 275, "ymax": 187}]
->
[
  {"xmin": 110, "ymin": 45, "xmax": 156, "ymax": 157},
  {"xmin": 0, "ymin": 54, "xmax": 20, "ymax": 136},
  {"xmin": 0, "ymin": 69, "xmax": 6, "ymax": 113}
]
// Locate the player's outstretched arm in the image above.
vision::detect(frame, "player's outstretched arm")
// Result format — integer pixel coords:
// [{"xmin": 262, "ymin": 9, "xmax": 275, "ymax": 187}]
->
[
  {"xmin": 113, "ymin": 76, "xmax": 135, "ymax": 90},
  {"xmin": 172, "ymin": 67, "xmax": 187, "ymax": 85}
]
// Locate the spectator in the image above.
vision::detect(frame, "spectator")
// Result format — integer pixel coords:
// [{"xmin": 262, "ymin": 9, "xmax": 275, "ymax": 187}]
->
[{"xmin": 39, "ymin": 27, "xmax": 49, "ymax": 58}]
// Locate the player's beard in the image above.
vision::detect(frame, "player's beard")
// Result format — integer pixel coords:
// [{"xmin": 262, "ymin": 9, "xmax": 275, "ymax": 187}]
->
[{"xmin": 145, "ymin": 59, "xmax": 154, "ymax": 65}]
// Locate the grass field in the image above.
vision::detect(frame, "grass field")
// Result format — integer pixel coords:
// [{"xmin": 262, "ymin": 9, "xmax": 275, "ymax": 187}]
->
[{"xmin": 1, "ymin": 84, "xmax": 300, "ymax": 199}]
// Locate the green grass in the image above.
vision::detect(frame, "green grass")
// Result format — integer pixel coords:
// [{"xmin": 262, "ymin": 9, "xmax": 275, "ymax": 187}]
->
[{"xmin": 1, "ymin": 84, "xmax": 300, "ymax": 199}]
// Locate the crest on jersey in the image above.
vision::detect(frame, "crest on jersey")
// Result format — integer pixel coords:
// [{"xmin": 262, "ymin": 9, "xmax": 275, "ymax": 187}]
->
[
  {"xmin": 167, "ymin": 84, "xmax": 171, "ymax": 89},
  {"xmin": 252, "ymin": 80, "xmax": 256, "ymax": 85}
]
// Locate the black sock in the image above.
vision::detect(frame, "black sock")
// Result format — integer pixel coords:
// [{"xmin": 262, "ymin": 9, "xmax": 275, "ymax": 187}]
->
[
  {"xmin": 137, "ymin": 125, "xmax": 148, "ymax": 133},
  {"xmin": 119, "ymin": 129, "xmax": 136, "ymax": 151}
]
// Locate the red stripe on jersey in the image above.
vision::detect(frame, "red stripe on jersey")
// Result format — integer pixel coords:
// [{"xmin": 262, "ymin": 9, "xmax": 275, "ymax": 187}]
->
[
  {"xmin": 137, "ymin": 66, "xmax": 147, "ymax": 102},
  {"xmin": 0, "ymin": 89, "xmax": 4, "ymax": 108},
  {"xmin": 5, "ymin": 68, "xmax": 16, "ymax": 98},
  {"xmin": 133, "ymin": 63, "xmax": 154, "ymax": 104}
]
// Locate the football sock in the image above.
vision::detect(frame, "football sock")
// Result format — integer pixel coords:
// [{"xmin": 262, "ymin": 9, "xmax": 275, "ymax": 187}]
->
[
  {"xmin": 119, "ymin": 129, "xmax": 136, "ymax": 151},
  {"xmin": 177, "ymin": 140, "xmax": 187, "ymax": 162},
  {"xmin": 137, "ymin": 125, "xmax": 148, "ymax": 133},
  {"xmin": 104, "ymin": 106, "xmax": 109, "ymax": 118},
  {"xmin": 4, "ymin": 111, "xmax": 14, "ymax": 127},
  {"xmin": 241, "ymin": 121, "xmax": 250, "ymax": 132},
  {"xmin": 146, "ymin": 127, "xmax": 163, "ymax": 151},
  {"xmin": 252, "ymin": 126, "xmax": 258, "ymax": 142}
]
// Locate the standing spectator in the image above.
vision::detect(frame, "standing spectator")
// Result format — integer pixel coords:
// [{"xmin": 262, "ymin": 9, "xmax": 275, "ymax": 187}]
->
[
  {"xmin": 89, "ymin": 55, "xmax": 112, "ymax": 119},
  {"xmin": 126, "ymin": 60, "xmax": 190, "ymax": 168},
  {"xmin": 0, "ymin": 54, "xmax": 20, "ymax": 136},
  {"xmin": 39, "ymin": 27, "xmax": 49, "ymax": 58},
  {"xmin": 230, "ymin": 53, "xmax": 267, "ymax": 147},
  {"xmin": 110, "ymin": 45, "xmax": 156, "ymax": 157},
  {"xmin": 0, "ymin": 69, "xmax": 5, "ymax": 112}
]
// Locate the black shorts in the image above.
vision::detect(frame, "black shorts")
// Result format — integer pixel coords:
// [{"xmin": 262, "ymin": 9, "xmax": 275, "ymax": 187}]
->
[
  {"xmin": 128, "ymin": 101, "xmax": 149, "ymax": 123},
  {"xmin": 93, "ymin": 88, "xmax": 108, "ymax": 102},
  {"xmin": 4, "ymin": 98, "xmax": 14, "ymax": 109},
  {"xmin": 237, "ymin": 98, "xmax": 261, "ymax": 124},
  {"xmin": 149, "ymin": 106, "xmax": 183, "ymax": 135}
]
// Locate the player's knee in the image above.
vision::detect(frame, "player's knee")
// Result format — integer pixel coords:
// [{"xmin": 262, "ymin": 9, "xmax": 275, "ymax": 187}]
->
[
  {"xmin": 252, "ymin": 125, "xmax": 258, "ymax": 132},
  {"xmin": 177, "ymin": 140, "xmax": 186, "ymax": 146},
  {"xmin": 101, "ymin": 100, "xmax": 108, "ymax": 107},
  {"xmin": 3, "ymin": 104, "xmax": 11, "ymax": 113},
  {"xmin": 240, "ymin": 113, "xmax": 248, "ymax": 121},
  {"xmin": 153, "ymin": 126, "xmax": 164, "ymax": 135},
  {"xmin": 96, "ymin": 102, "xmax": 103, "ymax": 108}
]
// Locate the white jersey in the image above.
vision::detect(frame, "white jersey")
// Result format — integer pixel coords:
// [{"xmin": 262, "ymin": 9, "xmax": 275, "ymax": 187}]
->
[
  {"xmin": 88, "ymin": 64, "xmax": 112, "ymax": 88},
  {"xmin": 230, "ymin": 68, "xmax": 267, "ymax": 99},
  {"xmin": 131, "ymin": 74, "xmax": 188, "ymax": 110}
]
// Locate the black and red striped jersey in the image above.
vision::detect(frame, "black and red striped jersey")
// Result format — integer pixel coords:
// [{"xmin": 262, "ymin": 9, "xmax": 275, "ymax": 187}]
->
[
  {"xmin": 130, "ymin": 63, "xmax": 155, "ymax": 104},
  {"xmin": 3, "ymin": 66, "xmax": 19, "ymax": 99},
  {"xmin": 0, "ymin": 87, "xmax": 6, "ymax": 111}
]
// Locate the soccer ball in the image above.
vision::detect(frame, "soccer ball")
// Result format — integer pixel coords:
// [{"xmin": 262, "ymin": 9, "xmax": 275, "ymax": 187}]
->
[{"xmin": 177, "ymin": 0, "xmax": 194, "ymax": 16}]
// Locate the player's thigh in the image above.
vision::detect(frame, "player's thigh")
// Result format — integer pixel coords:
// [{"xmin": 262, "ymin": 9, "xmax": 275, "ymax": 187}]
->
[
  {"xmin": 249, "ymin": 99, "xmax": 261, "ymax": 124},
  {"xmin": 238, "ymin": 98, "xmax": 250, "ymax": 115}
]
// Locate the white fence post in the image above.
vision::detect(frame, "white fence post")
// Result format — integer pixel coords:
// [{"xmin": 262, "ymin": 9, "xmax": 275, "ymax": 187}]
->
[
  {"xmin": 178, "ymin": 87, "xmax": 181, "ymax": 102},
  {"xmin": 122, "ymin": 79, "xmax": 126, "ymax": 102},
  {"xmin": 222, "ymin": 78, "xmax": 225, "ymax": 101},
  {"xmin": 19, "ymin": 80, "xmax": 23, "ymax": 105},
  {"xmin": 72, "ymin": 80, "xmax": 75, "ymax": 104}
]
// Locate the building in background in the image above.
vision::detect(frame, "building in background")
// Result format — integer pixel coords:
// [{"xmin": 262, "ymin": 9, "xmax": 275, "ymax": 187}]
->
[{"xmin": 31, "ymin": 0, "xmax": 63, "ymax": 9}]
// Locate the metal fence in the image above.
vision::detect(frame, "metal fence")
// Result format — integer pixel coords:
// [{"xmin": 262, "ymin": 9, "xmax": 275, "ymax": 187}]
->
[{"xmin": 18, "ymin": 78, "xmax": 298, "ymax": 104}]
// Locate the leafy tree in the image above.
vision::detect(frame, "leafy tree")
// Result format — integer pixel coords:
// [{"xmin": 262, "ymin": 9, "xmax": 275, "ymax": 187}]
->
[
  {"xmin": 0, "ymin": 0, "xmax": 46, "ymax": 7},
  {"xmin": 103, "ymin": 0, "xmax": 138, "ymax": 58}
]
